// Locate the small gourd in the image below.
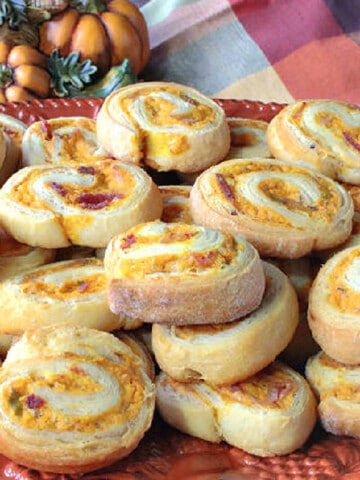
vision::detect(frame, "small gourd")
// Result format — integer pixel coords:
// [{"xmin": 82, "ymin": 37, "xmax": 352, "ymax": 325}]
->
[
  {"xmin": 38, "ymin": 0, "xmax": 150, "ymax": 76},
  {"xmin": 0, "ymin": 43, "xmax": 51, "ymax": 102}
]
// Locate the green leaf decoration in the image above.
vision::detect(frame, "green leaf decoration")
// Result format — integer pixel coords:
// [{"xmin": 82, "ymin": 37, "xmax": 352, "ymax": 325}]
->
[
  {"xmin": 0, "ymin": 0, "xmax": 28, "ymax": 28},
  {"xmin": 49, "ymin": 49, "xmax": 98, "ymax": 97},
  {"xmin": 69, "ymin": 0, "xmax": 107, "ymax": 14},
  {"xmin": 0, "ymin": 65, "xmax": 13, "ymax": 88},
  {"xmin": 67, "ymin": 58, "xmax": 137, "ymax": 98}
]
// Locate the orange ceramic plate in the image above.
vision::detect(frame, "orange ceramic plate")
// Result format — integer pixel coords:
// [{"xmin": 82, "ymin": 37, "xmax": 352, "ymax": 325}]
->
[{"xmin": 0, "ymin": 97, "xmax": 359, "ymax": 480}]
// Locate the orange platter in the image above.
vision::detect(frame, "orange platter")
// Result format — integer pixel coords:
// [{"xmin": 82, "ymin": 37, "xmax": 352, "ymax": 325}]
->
[{"xmin": 0, "ymin": 97, "xmax": 359, "ymax": 480}]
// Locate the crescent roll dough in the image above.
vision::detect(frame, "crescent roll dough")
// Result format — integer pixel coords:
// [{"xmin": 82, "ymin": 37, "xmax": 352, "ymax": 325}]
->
[
  {"xmin": 0, "ymin": 159, "xmax": 163, "ymax": 248},
  {"xmin": 104, "ymin": 220, "xmax": 265, "ymax": 325},
  {"xmin": 156, "ymin": 361, "xmax": 317, "ymax": 457},
  {"xmin": 266, "ymin": 99, "xmax": 360, "ymax": 184},
  {"xmin": 189, "ymin": 157, "xmax": 354, "ymax": 259},
  {"xmin": 152, "ymin": 261, "xmax": 299, "ymax": 385},
  {"xmin": 22, "ymin": 116, "xmax": 107, "ymax": 166},
  {"xmin": 96, "ymin": 81, "xmax": 230, "ymax": 172},
  {"xmin": 0, "ymin": 325, "xmax": 155, "ymax": 474},
  {"xmin": 0, "ymin": 258, "xmax": 120, "ymax": 335},
  {"xmin": 306, "ymin": 351, "xmax": 360, "ymax": 438},
  {"xmin": 308, "ymin": 245, "xmax": 360, "ymax": 364}
]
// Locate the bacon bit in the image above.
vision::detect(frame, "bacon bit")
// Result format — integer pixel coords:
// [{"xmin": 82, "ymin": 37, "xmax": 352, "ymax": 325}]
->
[
  {"xmin": 267, "ymin": 381, "xmax": 293, "ymax": 404},
  {"xmin": 191, "ymin": 250, "xmax": 216, "ymax": 267},
  {"xmin": 3, "ymin": 127, "xmax": 16, "ymax": 136},
  {"xmin": 216, "ymin": 174, "xmax": 235, "ymax": 202},
  {"xmin": 50, "ymin": 181, "xmax": 67, "ymax": 197},
  {"xmin": 78, "ymin": 281, "xmax": 90, "ymax": 293},
  {"xmin": 343, "ymin": 131, "xmax": 360, "ymax": 152},
  {"xmin": 78, "ymin": 166, "xmax": 96, "ymax": 175},
  {"xmin": 40, "ymin": 121, "xmax": 52, "ymax": 141},
  {"xmin": 26, "ymin": 394, "xmax": 45, "ymax": 409},
  {"xmin": 77, "ymin": 192, "xmax": 123, "ymax": 210},
  {"xmin": 180, "ymin": 94, "xmax": 196, "ymax": 105},
  {"xmin": 121, "ymin": 233, "xmax": 136, "ymax": 250},
  {"xmin": 70, "ymin": 366, "xmax": 87, "ymax": 375}
]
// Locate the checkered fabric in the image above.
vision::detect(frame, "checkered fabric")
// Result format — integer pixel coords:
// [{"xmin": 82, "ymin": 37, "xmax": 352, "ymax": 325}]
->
[{"xmin": 133, "ymin": 0, "xmax": 360, "ymax": 103}]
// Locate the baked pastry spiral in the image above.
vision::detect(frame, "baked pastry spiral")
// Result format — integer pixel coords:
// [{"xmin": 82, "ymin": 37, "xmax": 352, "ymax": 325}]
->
[
  {"xmin": 152, "ymin": 261, "xmax": 298, "ymax": 385},
  {"xmin": 308, "ymin": 244, "xmax": 360, "ymax": 364},
  {"xmin": 0, "ymin": 258, "xmax": 120, "ymax": 335},
  {"xmin": 266, "ymin": 100, "xmax": 360, "ymax": 184},
  {"xmin": 189, "ymin": 157, "xmax": 354, "ymax": 258},
  {"xmin": 225, "ymin": 117, "xmax": 272, "ymax": 159},
  {"xmin": 104, "ymin": 220, "xmax": 265, "ymax": 325},
  {"xmin": 0, "ymin": 159, "xmax": 162, "ymax": 248},
  {"xmin": 156, "ymin": 361, "xmax": 317, "ymax": 457},
  {"xmin": 0, "ymin": 226, "xmax": 55, "ymax": 280},
  {"xmin": 159, "ymin": 185, "xmax": 193, "ymax": 224},
  {"xmin": 306, "ymin": 351, "xmax": 360, "ymax": 438},
  {"xmin": 22, "ymin": 116, "xmax": 107, "ymax": 166},
  {"xmin": 96, "ymin": 81, "xmax": 230, "ymax": 172},
  {"xmin": 0, "ymin": 324, "xmax": 156, "ymax": 474}
]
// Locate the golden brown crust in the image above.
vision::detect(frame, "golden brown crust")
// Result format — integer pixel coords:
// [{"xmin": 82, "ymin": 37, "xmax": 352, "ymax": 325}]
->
[
  {"xmin": 0, "ymin": 160, "xmax": 163, "ymax": 248},
  {"xmin": 266, "ymin": 99, "xmax": 360, "ymax": 184},
  {"xmin": 306, "ymin": 351, "xmax": 360, "ymax": 438},
  {"xmin": 308, "ymin": 245, "xmax": 360, "ymax": 364},
  {"xmin": 0, "ymin": 258, "xmax": 120, "ymax": 335},
  {"xmin": 152, "ymin": 261, "xmax": 299, "ymax": 385},
  {"xmin": 96, "ymin": 81, "xmax": 231, "ymax": 173},
  {"xmin": 156, "ymin": 361, "xmax": 317, "ymax": 456},
  {"xmin": 189, "ymin": 158, "xmax": 353, "ymax": 259},
  {"xmin": 0, "ymin": 325, "xmax": 156, "ymax": 474},
  {"xmin": 22, "ymin": 116, "xmax": 107, "ymax": 166},
  {"xmin": 104, "ymin": 221, "xmax": 265, "ymax": 325}
]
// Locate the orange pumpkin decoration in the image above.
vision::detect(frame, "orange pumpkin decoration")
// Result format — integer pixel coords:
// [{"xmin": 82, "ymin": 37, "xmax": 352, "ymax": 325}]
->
[
  {"xmin": 0, "ymin": 43, "xmax": 51, "ymax": 102},
  {"xmin": 38, "ymin": 0, "xmax": 150, "ymax": 76}
]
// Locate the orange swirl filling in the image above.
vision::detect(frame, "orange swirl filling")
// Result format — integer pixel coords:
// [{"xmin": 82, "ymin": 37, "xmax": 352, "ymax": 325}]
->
[
  {"xmin": 34, "ymin": 119, "xmax": 100, "ymax": 162},
  {"xmin": 19, "ymin": 259, "xmax": 106, "ymax": 300},
  {"xmin": 289, "ymin": 103, "xmax": 360, "ymax": 155},
  {"xmin": 329, "ymin": 248, "xmax": 360, "ymax": 313},
  {"xmin": 160, "ymin": 187, "xmax": 192, "ymax": 224},
  {"xmin": 219, "ymin": 364, "xmax": 296, "ymax": 409},
  {"xmin": 2, "ymin": 355, "xmax": 145, "ymax": 432},
  {"xmin": 9, "ymin": 162, "xmax": 136, "ymax": 212},
  {"xmin": 117, "ymin": 224, "xmax": 240, "ymax": 277},
  {"xmin": 119, "ymin": 86, "xmax": 216, "ymax": 130},
  {"xmin": 211, "ymin": 162, "xmax": 340, "ymax": 226}
]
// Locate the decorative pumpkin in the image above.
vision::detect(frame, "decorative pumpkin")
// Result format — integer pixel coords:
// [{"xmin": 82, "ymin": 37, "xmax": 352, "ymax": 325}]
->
[
  {"xmin": 38, "ymin": 0, "xmax": 150, "ymax": 76},
  {"xmin": 0, "ymin": 43, "xmax": 51, "ymax": 102}
]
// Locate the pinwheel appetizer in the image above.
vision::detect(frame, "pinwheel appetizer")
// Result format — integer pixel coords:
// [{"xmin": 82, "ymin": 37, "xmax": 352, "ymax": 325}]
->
[
  {"xmin": 159, "ymin": 185, "xmax": 193, "ymax": 224},
  {"xmin": 156, "ymin": 361, "xmax": 317, "ymax": 457},
  {"xmin": 22, "ymin": 117, "xmax": 107, "ymax": 166},
  {"xmin": 96, "ymin": 81, "xmax": 231, "ymax": 172},
  {"xmin": 0, "ymin": 325, "xmax": 156, "ymax": 474},
  {"xmin": 0, "ymin": 258, "xmax": 119, "ymax": 335},
  {"xmin": 104, "ymin": 220, "xmax": 265, "ymax": 325},
  {"xmin": 0, "ymin": 227, "xmax": 55, "ymax": 281},
  {"xmin": 308, "ymin": 244, "xmax": 360, "ymax": 364},
  {"xmin": 0, "ymin": 160, "xmax": 162, "ymax": 248},
  {"xmin": 225, "ymin": 117, "xmax": 272, "ymax": 159},
  {"xmin": 189, "ymin": 158, "xmax": 353, "ymax": 258},
  {"xmin": 152, "ymin": 261, "xmax": 298, "ymax": 385},
  {"xmin": 267, "ymin": 99, "xmax": 360, "ymax": 184},
  {"xmin": 306, "ymin": 351, "xmax": 360, "ymax": 439}
]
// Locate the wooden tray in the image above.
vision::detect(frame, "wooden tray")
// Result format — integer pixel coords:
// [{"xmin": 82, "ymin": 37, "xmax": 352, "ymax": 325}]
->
[{"xmin": 0, "ymin": 97, "xmax": 359, "ymax": 480}]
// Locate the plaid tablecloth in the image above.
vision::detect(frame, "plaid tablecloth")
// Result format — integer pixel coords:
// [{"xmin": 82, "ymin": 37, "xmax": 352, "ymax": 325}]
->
[{"xmin": 133, "ymin": 0, "xmax": 360, "ymax": 104}]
